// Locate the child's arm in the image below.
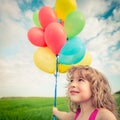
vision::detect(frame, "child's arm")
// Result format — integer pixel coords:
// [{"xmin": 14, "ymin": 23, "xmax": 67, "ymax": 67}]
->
[{"xmin": 53, "ymin": 107, "xmax": 75, "ymax": 120}]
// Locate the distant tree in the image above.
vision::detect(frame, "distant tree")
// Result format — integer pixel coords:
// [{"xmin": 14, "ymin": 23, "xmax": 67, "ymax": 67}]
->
[{"xmin": 115, "ymin": 91, "xmax": 120, "ymax": 94}]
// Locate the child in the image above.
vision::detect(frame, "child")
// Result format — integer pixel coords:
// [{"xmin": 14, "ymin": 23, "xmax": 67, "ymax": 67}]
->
[{"xmin": 53, "ymin": 65, "xmax": 118, "ymax": 120}]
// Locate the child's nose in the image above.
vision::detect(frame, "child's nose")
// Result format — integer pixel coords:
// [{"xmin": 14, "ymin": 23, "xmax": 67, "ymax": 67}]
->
[{"xmin": 70, "ymin": 81, "xmax": 78, "ymax": 87}]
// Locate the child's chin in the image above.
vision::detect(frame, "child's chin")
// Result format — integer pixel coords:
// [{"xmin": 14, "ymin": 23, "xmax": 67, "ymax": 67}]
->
[
  {"xmin": 70, "ymin": 96, "xmax": 90, "ymax": 103},
  {"xmin": 70, "ymin": 96, "xmax": 82, "ymax": 103}
]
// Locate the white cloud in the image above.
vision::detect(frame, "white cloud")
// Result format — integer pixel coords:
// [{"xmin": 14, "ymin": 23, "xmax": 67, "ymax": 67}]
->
[
  {"xmin": 0, "ymin": 0, "xmax": 34, "ymax": 42},
  {"xmin": 0, "ymin": 55, "xmax": 67, "ymax": 97},
  {"xmin": 24, "ymin": 10, "xmax": 33, "ymax": 20},
  {"xmin": 0, "ymin": 0, "xmax": 34, "ymax": 58},
  {"xmin": 113, "ymin": 8, "xmax": 120, "ymax": 21},
  {"xmin": 0, "ymin": 0, "xmax": 21, "ymax": 19},
  {"xmin": 78, "ymin": 0, "xmax": 120, "ymax": 75},
  {"xmin": 86, "ymin": 29, "xmax": 120, "ymax": 74},
  {"xmin": 77, "ymin": 0, "xmax": 112, "ymax": 18},
  {"xmin": 42, "ymin": 0, "xmax": 56, "ymax": 7},
  {"xmin": 80, "ymin": 17, "xmax": 106, "ymax": 41}
]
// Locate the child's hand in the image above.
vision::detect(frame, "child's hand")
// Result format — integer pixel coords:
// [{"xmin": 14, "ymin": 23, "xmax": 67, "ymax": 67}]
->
[{"xmin": 52, "ymin": 107, "xmax": 58, "ymax": 115}]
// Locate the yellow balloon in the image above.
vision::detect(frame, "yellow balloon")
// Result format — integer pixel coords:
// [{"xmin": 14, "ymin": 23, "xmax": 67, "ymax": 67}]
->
[
  {"xmin": 33, "ymin": 47, "xmax": 56, "ymax": 74},
  {"xmin": 55, "ymin": 0, "xmax": 77, "ymax": 20},
  {"xmin": 58, "ymin": 64, "xmax": 71, "ymax": 73},
  {"xmin": 75, "ymin": 52, "xmax": 92, "ymax": 66}
]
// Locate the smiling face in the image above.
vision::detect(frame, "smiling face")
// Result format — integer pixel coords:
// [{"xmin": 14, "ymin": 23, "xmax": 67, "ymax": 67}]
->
[{"xmin": 68, "ymin": 70, "xmax": 92, "ymax": 103}]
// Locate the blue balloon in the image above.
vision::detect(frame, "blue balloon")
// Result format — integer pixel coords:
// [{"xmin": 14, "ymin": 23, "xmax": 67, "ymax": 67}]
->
[{"xmin": 59, "ymin": 37, "xmax": 86, "ymax": 65}]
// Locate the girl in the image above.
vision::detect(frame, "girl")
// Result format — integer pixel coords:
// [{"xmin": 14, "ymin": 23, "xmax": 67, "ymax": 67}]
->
[{"xmin": 53, "ymin": 66, "xmax": 118, "ymax": 120}]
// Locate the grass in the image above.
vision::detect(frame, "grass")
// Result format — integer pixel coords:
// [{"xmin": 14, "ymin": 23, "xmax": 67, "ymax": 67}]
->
[
  {"xmin": 115, "ymin": 93, "xmax": 120, "ymax": 119},
  {"xmin": 0, "ymin": 94, "xmax": 120, "ymax": 120},
  {"xmin": 0, "ymin": 97, "xmax": 68, "ymax": 120}
]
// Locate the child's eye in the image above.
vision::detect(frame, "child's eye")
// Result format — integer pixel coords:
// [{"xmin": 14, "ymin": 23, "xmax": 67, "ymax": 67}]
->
[
  {"xmin": 78, "ymin": 78, "xmax": 84, "ymax": 82},
  {"xmin": 70, "ymin": 79, "xmax": 73, "ymax": 83}
]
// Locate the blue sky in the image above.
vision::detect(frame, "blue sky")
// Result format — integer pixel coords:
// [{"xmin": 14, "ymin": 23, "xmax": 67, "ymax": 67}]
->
[{"xmin": 0, "ymin": 0, "xmax": 120, "ymax": 97}]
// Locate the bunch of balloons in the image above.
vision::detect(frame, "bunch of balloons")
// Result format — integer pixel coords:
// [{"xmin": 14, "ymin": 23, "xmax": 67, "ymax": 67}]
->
[{"xmin": 27, "ymin": 0, "xmax": 92, "ymax": 74}]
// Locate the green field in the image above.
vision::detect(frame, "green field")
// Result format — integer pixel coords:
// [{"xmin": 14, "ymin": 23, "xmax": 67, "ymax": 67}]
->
[
  {"xmin": 0, "ymin": 94, "xmax": 120, "ymax": 120},
  {"xmin": 0, "ymin": 97, "xmax": 68, "ymax": 120}
]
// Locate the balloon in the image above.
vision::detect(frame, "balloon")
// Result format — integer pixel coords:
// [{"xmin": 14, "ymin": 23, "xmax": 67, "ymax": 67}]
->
[
  {"xmin": 64, "ymin": 11, "xmax": 85, "ymax": 38},
  {"xmin": 39, "ymin": 6, "xmax": 58, "ymax": 28},
  {"xmin": 45, "ymin": 22, "xmax": 67, "ymax": 55},
  {"xmin": 33, "ymin": 10, "xmax": 41, "ymax": 27},
  {"xmin": 58, "ymin": 64, "xmax": 71, "ymax": 73},
  {"xmin": 55, "ymin": 0, "xmax": 77, "ymax": 20},
  {"xmin": 59, "ymin": 37, "xmax": 86, "ymax": 65},
  {"xmin": 27, "ymin": 27, "xmax": 46, "ymax": 47},
  {"xmin": 60, "ymin": 20, "xmax": 64, "ymax": 26},
  {"xmin": 58, "ymin": 19, "xmax": 64, "ymax": 26},
  {"xmin": 33, "ymin": 47, "xmax": 56, "ymax": 74},
  {"xmin": 75, "ymin": 52, "xmax": 92, "ymax": 66}
]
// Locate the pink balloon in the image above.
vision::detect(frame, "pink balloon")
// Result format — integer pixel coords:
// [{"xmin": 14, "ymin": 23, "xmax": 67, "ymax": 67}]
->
[
  {"xmin": 39, "ymin": 6, "xmax": 58, "ymax": 28},
  {"xmin": 45, "ymin": 22, "xmax": 67, "ymax": 55},
  {"xmin": 27, "ymin": 27, "xmax": 46, "ymax": 47}
]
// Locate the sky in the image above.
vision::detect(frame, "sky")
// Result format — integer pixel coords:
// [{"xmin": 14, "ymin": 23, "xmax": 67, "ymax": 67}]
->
[{"xmin": 0, "ymin": 0, "xmax": 120, "ymax": 98}]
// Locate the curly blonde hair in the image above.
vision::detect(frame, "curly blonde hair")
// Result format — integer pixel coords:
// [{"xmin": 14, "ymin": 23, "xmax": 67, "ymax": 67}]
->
[{"xmin": 66, "ymin": 65, "xmax": 118, "ymax": 118}]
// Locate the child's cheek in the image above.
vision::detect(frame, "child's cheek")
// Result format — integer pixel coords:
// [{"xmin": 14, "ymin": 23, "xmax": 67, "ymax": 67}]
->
[
  {"xmin": 67, "ymin": 86, "xmax": 71, "ymax": 94},
  {"xmin": 80, "ymin": 90, "xmax": 92, "ymax": 101}
]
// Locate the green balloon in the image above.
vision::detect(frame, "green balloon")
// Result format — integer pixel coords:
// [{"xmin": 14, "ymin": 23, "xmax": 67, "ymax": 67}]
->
[
  {"xmin": 33, "ymin": 10, "xmax": 41, "ymax": 27},
  {"xmin": 64, "ymin": 11, "xmax": 85, "ymax": 38}
]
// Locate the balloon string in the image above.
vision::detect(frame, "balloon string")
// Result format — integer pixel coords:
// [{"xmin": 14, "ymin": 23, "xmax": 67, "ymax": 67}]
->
[{"xmin": 52, "ymin": 55, "xmax": 58, "ymax": 120}]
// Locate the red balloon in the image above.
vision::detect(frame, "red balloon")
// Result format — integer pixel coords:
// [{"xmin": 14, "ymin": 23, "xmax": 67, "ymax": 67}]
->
[
  {"xmin": 45, "ymin": 22, "xmax": 67, "ymax": 55},
  {"xmin": 60, "ymin": 20, "xmax": 64, "ymax": 26},
  {"xmin": 27, "ymin": 27, "xmax": 46, "ymax": 47},
  {"xmin": 39, "ymin": 6, "xmax": 58, "ymax": 28}
]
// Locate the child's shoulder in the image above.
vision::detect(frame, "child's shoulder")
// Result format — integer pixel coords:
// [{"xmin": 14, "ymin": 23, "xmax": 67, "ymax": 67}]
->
[
  {"xmin": 99, "ymin": 108, "xmax": 112, "ymax": 113},
  {"xmin": 96, "ymin": 108, "xmax": 116, "ymax": 120}
]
